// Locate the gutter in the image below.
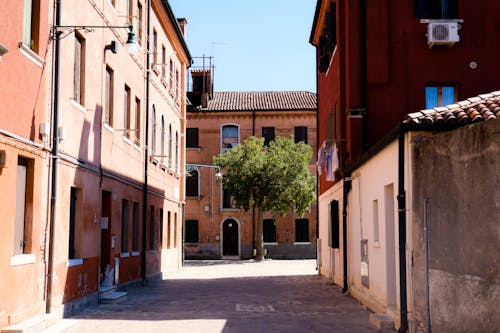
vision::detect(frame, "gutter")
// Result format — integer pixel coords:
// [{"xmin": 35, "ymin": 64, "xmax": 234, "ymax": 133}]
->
[
  {"xmin": 398, "ymin": 127, "xmax": 408, "ymax": 332},
  {"xmin": 46, "ymin": 0, "xmax": 62, "ymax": 313},
  {"xmin": 141, "ymin": 0, "xmax": 152, "ymax": 282}
]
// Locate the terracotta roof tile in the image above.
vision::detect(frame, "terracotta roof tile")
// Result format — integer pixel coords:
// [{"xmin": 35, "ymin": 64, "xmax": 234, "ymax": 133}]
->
[
  {"xmin": 190, "ymin": 91, "xmax": 317, "ymax": 112},
  {"xmin": 403, "ymin": 90, "xmax": 500, "ymax": 126}
]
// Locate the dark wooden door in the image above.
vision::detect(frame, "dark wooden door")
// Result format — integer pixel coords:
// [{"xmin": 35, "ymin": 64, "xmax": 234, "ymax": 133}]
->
[
  {"xmin": 222, "ymin": 219, "xmax": 238, "ymax": 256},
  {"xmin": 100, "ymin": 190, "xmax": 112, "ymax": 280}
]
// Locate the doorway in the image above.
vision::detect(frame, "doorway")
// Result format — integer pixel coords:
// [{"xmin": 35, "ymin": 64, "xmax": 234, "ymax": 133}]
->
[
  {"xmin": 222, "ymin": 218, "xmax": 239, "ymax": 256},
  {"xmin": 100, "ymin": 190, "xmax": 112, "ymax": 283}
]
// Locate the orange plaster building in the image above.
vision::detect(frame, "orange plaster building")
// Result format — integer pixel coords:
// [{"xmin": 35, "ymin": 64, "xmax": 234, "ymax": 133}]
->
[
  {"xmin": 185, "ymin": 66, "xmax": 318, "ymax": 259},
  {"xmin": 0, "ymin": 0, "xmax": 191, "ymax": 329}
]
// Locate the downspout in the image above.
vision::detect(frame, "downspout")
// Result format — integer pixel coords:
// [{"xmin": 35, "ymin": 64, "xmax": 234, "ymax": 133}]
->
[
  {"xmin": 342, "ymin": 173, "xmax": 351, "ymax": 293},
  {"xmin": 141, "ymin": 0, "xmax": 151, "ymax": 282},
  {"xmin": 360, "ymin": 0, "xmax": 368, "ymax": 150},
  {"xmin": 398, "ymin": 128, "xmax": 408, "ymax": 332},
  {"xmin": 46, "ymin": 0, "xmax": 62, "ymax": 313}
]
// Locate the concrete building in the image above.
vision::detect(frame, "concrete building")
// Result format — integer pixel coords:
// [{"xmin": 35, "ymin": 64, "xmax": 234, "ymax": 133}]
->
[
  {"xmin": 185, "ymin": 64, "xmax": 317, "ymax": 259},
  {"xmin": 0, "ymin": 0, "xmax": 191, "ymax": 330},
  {"xmin": 310, "ymin": 0, "xmax": 500, "ymax": 331}
]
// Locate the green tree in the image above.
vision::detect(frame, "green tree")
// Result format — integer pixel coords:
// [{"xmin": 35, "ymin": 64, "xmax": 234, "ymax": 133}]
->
[{"xmin": 213, "ymin": 136, "xmax": 316, "ymax": 261}]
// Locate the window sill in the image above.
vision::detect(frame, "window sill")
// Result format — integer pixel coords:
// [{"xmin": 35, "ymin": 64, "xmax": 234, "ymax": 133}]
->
[
  {"xmin": 419, "ymin": 18, "xmax": 464, "ymax": 23},
  {"xmin": 372, "ymin": 241, "xmax": 380, "ymax": 248},
  {"xmin": 185, "ymin": 243, "xmax": 199, "ymax": 246},
  {"xmin": 186, "ymin": 196, "xmax": 202, "ymax": 200},
  {"xmin": 19, "ymin": 42, "xmax": 44, "ymax": 68},
  {"xmin": 120, "ymin": 252, "xmax": 130, "ymax": 258},
  {"xmin": 222, "ymin": 208, "xmax": 239, "ymax": 212},
  {"xmin": 10, "ymin": 254, "xmax": 36, "ymax": 266},
  {"xmin": 187, "ymin": 147, "xmax": 202, "ymax": 151},
  {"xmin": 264, "ymin": 242, "xmax": 278, "ymax": 245},
  {"xmin": 131, "ymin": 251, "xmax": 140, "ymax": 257},
  {"xmin": 70, "ymin": 99, "xmax": 87, "ymax": 113},
  {"xmin": 104, "ymin": 123, "xmax": 114, "ymax": 132},
  {"xmin": 66, "ymin": 258, "xmax": 83, "ymax": 267},
  {"xmin": 122, "ymin": 136, "xmax": 133, "ymax": 145},
  {"xmin": 133, "ymin": 144, "xmax": 141, "ymax": 152},
  {"xmin": 293, "ymin": 242, "xmax": 311, "ymax": 245}
]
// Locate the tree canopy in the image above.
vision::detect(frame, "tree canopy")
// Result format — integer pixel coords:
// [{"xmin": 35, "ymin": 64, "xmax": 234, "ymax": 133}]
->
[{"xmin": 213, "ymin": 136, "xmax": 316, "ymax": 260}]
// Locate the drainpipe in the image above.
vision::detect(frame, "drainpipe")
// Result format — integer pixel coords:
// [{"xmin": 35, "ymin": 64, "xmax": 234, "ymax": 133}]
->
[
  {"xmin": 360, "ymin": 0, "xmax": 368, "ymax": 150},
  {"xmin": 398, "ymin": 129, "xmax": 408, "ymax": 332},
  {"xmin": 46, "ymin": 0, "xmax": 62, "ymax": 314},
  {"xmin": 342, "ymin": 173, "xmax": 351, "ymax": 293},
  {"xmin": 141, "ymin": 0, "xmax": 151, "ymax": 282}
]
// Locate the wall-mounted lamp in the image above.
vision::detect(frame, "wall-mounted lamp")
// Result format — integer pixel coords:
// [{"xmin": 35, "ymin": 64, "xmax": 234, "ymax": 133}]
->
[
  {"xmin": 104, "ymin": 41, "xmax": 118, "ymax": 54},
  {"xmin": 0, "ymin": 44, "xmax": 8, "ymax": 62},
  {"xmin": 53, "ymin": 25, "xmax": 139, "ymax": 55}
]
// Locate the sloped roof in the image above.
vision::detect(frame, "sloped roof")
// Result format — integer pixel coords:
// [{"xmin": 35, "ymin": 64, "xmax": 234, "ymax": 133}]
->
[
  {"xmin": 404, "ymin": 91, "xmax": 500, "ymax": 126},
  {"xmin": 189, "ymin": 91, "xmax": 317, "ymax": 112}
]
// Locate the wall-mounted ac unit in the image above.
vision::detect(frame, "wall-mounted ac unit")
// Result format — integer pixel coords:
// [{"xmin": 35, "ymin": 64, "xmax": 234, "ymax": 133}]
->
[{"xmin": 427, "ymin": 22, "xmax": 460, "ymax": 46}]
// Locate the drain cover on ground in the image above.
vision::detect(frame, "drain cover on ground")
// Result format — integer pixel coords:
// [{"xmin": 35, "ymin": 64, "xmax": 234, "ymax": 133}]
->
[{"xmin": 236, "ymin": 304, "xmax": 276, "ymax": 312}]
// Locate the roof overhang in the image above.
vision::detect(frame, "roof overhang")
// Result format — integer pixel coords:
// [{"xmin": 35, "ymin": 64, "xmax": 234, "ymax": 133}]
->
[{"xmin": 309, "ymin": 0, "xmax": 331, "ymax": 46}]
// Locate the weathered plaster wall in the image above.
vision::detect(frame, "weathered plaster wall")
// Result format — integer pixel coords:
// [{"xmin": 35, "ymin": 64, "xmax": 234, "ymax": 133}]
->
[{"xmin": 411, "ymin": 119, "xmax": 500, "ymax": 332}]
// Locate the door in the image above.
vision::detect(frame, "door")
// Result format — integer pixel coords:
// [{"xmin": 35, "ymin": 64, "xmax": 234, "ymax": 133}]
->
[
  {"xmin": 100, "ymin": 190, "xmax": 112, "ymax": 282},
  {"xmin": 222, "ymin": 219, "xmax": 239, "ymax": 256}
]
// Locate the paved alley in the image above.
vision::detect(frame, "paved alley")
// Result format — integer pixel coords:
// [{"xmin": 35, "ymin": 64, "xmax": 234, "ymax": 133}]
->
[{"xmin": 46, "ymin": 260, "xmax": 380, "ymax": 333}]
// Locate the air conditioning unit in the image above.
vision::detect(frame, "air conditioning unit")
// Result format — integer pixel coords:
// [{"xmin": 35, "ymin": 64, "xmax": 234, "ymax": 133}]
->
[{"xmin": 427, "ymin": 22, "xmax": 460, "ymax": 46}]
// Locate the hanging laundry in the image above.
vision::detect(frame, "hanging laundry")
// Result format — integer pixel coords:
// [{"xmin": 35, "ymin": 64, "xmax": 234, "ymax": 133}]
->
[
  {"xmin": 316, "ymin": 140, "xmax": 327, "ymax": 175},
  {"xmin": 326, "ymin": 143, "xmax": 339, "ymax": 182}
]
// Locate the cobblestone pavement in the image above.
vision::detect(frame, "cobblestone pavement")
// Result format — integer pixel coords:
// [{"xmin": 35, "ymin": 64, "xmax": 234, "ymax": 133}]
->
[{"xmin": 48, "ymin": 260, "xmax": 379, "ymax": 333}]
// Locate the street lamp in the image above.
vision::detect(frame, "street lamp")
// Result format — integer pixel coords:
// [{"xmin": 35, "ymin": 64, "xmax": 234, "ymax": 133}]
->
[{"xmin": 186, "ymin": 163, "xmax": 222, "ymax": 179}]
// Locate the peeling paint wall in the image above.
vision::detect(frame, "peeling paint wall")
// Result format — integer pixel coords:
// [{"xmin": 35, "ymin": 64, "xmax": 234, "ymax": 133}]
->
[{"xmin": 411, "ymin": 119, "xmax": 500, "ymax": 332}]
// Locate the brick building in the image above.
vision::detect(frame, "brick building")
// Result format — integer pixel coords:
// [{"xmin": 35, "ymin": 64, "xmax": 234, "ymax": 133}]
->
[{"xmin": 185, "ymin": 66, "xmax": 317, "ymax": 259}]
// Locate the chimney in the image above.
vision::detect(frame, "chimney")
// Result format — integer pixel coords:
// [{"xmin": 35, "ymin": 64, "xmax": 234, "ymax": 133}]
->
[{"xmin": 177, "ymin": 18, "xmax": 187, "ymax": 37}]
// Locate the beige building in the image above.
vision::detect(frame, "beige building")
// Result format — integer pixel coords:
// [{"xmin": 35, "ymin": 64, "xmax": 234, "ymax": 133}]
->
[{"xmin": 185, "ymin": 69, "xmax": 317, "ymax": 259}]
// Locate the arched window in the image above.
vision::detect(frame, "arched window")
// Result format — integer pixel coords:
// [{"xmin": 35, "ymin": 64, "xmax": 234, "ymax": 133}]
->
[
  {"xmin": 151, "ymin": 106, "xmax": 157, "ymax": 155},
  {"xmin": 161, "ymin": 116, "xmax": 165, "ymax": 163},
  {"xmin": 175, "ymin": 131, "xmax": 179, "ymax": 171},
  {"xmin": 168, "ymin": 124, "xmax": 173, "ymax": 168},
  {"xmin": 221, "ymin": 124, "xmax": 239, "ymax": 153}
]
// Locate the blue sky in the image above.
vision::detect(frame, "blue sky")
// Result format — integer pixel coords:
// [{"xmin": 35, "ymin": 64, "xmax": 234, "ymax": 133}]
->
[{"xmin": 169, "ymin": 0, "xmax": 317, "ymax": 93}]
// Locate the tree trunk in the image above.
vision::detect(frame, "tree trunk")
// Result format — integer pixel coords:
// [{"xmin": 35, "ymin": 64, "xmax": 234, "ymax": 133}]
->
[{"xmin": 254, "ymin": 206, "xmax": 264, "ymax": 261}]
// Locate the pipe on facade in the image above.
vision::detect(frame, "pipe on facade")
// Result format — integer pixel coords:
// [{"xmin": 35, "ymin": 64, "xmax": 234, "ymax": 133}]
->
[
  {"xmin": 46, "ymin": 0, "xmax": 62, "ymax": 313},
  {"xmin": 141, "ymin": 0, "xmax": 152, "ymax": 282},
  {"xmin": 398, "ymin": 129, "xmax": 408, "ymax": 332},
  {"xmin": 360, "ymin": 0, "xmax": 368, "ymax": 151},
  {"xmin": 342, "ymin": 173, "xmax": 351, "ymax": 292},
  {"xmin": 424, "ymin": 198, "xmax": 432, "ymax": 333}
]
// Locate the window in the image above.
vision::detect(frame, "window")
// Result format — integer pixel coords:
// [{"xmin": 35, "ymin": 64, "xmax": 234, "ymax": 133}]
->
[
  {"xmin": 153, "ymin": 30, "xmax": 158, "ymax": 72},
  {"xmin": 132, "ymin": 202, "xmax": 139, "ymax": 252},
  {"xmin": 174, "ymin": 213, "xmax": 177, "ymax": 248},
  {"xmin": 167, "ymin": 211, "xmax": 171, "ymax": 248},
  {"xmin": 22, "ymin": 0, "xmax": 41, "ymax": 52},
  {"xmin": 186, "ymin": 169, "xmax": 199, "ymax": 197},
  {"xmin": 136, "ymin": 2, "xmax": 143, "ymax": 46},
  {"xmin": 185, "ymin": 220, "xmax": 199, "ymax": 243},
  {"xmin": 124, "ymin": 85, "xmax": 131, "ymax": 138},
  {"xmin": 151, "ymin": 106, "xmax": 157, "ymax": 155},
  {"xmin": 319, "ymin": 3, "xmax": 336, "ymax": 72},
  {"xmin": 14, "ymin": 157, "xmax": 33, "ymax": 255},
  {"xmin": 168, "ymin": 124, "xmax": 172, "ymax": 168},
  {"xmin": 327, "ymin": 105, "xmax": 338, "ymax": 141},
  {"xmin": 222, "ymin": 185, "xmax": 237, "ymax": 209},
  {"xmin": 104, "ymin": 66, "xmax": 114, "ymax": 126},
  {"xmin": 68, "ymin": 187, "xmax": 78, "ymax": 259},
  {"xmin": 133, "ymin": 97, "xmax": 140, "ymax": 144},
  {"xmin": 161, "ymin": 45, "xmax": 166, "ymax": 81},
  {"xmin": 169, "ymin": 59, "xmax": 174, "ymax": 90},
  {"xmin": 175, "ymin": 131, "xmax": 179, "ymax": 171},
  {"xmin": 221, "ymin": 124, "xmax": 239, "ymax": 152},
  {"xmin": 373, "ymin": 200, "xmax": 379, "ymax": 242},
  {"xmin": 74, "ymin": 33, "xmax": 85, "ymax": 105},
  {"xmin": 263, "ymin": 219, "xmax": 276, "ymax": 243},
  {"xmin": 295, "ymin": 218, "xmax": 309, "ymax": 243},
  {"xmin": 262, "ymin": 127, "xmax": 275, "ymax": 146},
  {"xmin": 425, "ymin": 85, "xmax": 456, "ymax": 109},
  {"xmin": 159, "ymin": 208, "xmax": 164, "ymax": 249},
  {"xmin": 149, "ymin": 206, "xmax": 155, "ymax": 250},
  {"xmin": 161, "ymin": 116, "xmax": 165, "ymax": 163},
  {"xmin": 415, "ymin": 0, "xmax": 458, "ymax": 19},
  {"xmin": 121, "ymin": 200, "xmax": 129, "ymax": 252},
  {"xmin": 294, "ymin": 126, "xmax": 308, "ymax": 144},
  {"xmin": 330, "ymin": 200, "xmax": 340, "ymax": 248},
  {"xmin": 186, "ymin": 128, "xmax": 199, "ymax": 148},
  {"xmin": 126, "ymin": 0, "xmax": 133, "ymax": 25},
  {"xmin": 175, "ymin": 69, "xmax": 180, "ymax": 100}
]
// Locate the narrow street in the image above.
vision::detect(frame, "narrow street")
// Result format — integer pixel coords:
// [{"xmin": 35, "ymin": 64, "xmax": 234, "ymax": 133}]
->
[{"xmin": 44, "ymin": 260, "xmax": 380, "ymax": 333}]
